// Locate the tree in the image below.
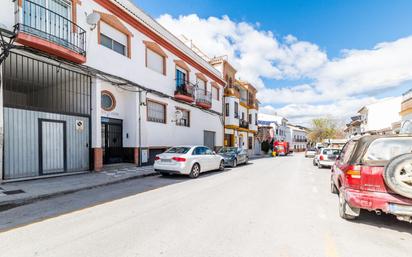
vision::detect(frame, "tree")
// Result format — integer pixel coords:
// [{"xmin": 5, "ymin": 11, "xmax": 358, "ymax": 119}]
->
[{"xmin": 308, "ymin": 118, "xmax": 340, "ymax": 143}]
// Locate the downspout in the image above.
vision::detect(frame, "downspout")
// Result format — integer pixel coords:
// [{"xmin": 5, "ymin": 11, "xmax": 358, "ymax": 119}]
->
[{"xmin": 0, "ymin": 64, "xmax": 3, "ymax": 181}]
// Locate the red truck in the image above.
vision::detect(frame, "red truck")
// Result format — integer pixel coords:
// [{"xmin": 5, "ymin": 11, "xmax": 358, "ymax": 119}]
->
[{"xmin": 274, "ymin": 141, "xmax": 290, "ymax": 156}]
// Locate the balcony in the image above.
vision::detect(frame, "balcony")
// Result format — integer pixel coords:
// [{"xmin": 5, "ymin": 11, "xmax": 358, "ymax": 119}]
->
[
  {"xmin": 224, "ymin": 86, "xmax": 240, "ymax": 98},
  {"xmin": 16, "ymin": 0, "xmax": 86, "ymax": 63},
  {"xmin": 239, "ymin": 119, "xmax": 249, "ymax": 129},
  {"xmin": 175, "ymin": 79, "xmax": 195, "ymax": 103},
  {"xmin": 195, "ymin": 89, "xmax": 212, "ymax": 109},
  {"xmin": 240, "ymin": 97, "xmax": 248, "ymax": 107}
]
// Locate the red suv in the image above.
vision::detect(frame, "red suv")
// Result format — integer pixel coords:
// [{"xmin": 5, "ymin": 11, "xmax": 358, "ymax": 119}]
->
[{"xmin": 331, "ymin": 135, "xmax": 412, "ymax": 222}]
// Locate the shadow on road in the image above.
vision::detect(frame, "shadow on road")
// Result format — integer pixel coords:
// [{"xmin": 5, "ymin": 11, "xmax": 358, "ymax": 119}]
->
[
  {"xmin": 0, "ymin": 169, "xmax": 230, "ymax": 232},
  {"xmin": 351, "ymin": 211, "xmax": 412, "ymax": 234}
]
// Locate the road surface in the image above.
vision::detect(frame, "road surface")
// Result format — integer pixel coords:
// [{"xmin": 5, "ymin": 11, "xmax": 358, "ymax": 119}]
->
[{"xmin": 0, "ymin": 154, "xmax": 411, "ymax": 257}]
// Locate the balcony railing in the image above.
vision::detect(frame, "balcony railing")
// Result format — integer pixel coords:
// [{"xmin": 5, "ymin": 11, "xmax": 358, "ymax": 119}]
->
[
  {"xmin": 240, "ymin": 97, "xmax": 247, "ymax": 105},
  {"xmin": 19, "ymin": 0, "xmax": 86, "ymax": 55},
  {"xmin": 175, "ymin": 79, "xmax": 195, "ymax": 102},
  {"xmin": 403, "ymin": 88, "xmax": 412, "ymax": 102},
  {"xmin": 239, "ymin": 119, "xmax": 249, "ymax": 129},
  {"xmin": 195, "ymin": 89, "xmax": 212, "ymax": 108}
]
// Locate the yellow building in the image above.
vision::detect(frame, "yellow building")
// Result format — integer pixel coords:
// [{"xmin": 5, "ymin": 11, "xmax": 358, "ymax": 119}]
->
[{"xmin": 210, "ymin": 57, "xmax": 259, "ymax": 155}]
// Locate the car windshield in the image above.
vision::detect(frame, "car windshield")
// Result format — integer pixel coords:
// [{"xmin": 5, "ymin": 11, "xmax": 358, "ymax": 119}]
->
[
  {"xmin": 363, "ymin": 138, "xmax": 412, "ymax": 161},
  {"xmin": 218, "ymin": 147, "xmax": 237, "ymax": 154},
  {"xmin": 165, "ymin": 147, "xmax": 191, "ymax": 154},
  {"xmin": 322, "ymin": 149, "xmax": 341, "ymax": 155}
]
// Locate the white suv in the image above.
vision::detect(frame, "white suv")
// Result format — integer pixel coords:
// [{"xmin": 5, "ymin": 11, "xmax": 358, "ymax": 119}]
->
[{"xmin": 314, "ymin": 148, "xmax": 341, "ymax": 168}]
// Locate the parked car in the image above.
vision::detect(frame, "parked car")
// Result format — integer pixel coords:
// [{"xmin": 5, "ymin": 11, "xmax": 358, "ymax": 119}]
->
[
  {"xmin": 305, "ymin": 148, "xmax": 317, "ymax": 158},
  {"xmin": 154, "ymin": 146, "xmax": 225, "ymax": 178},
  {"xmin": 217, "ymin": 147, "xmax": 248, "ymax": 167},
  {"xmin": 331, "ymin": 135, "xmax": 412, "ymax": 222},
  {"xmin": 314, "ymin": 148, "xmax": 341, "ymax": 168},
  {"xmin": 313, "ymin": 147, "xmax": 324, "ymax": 166}
]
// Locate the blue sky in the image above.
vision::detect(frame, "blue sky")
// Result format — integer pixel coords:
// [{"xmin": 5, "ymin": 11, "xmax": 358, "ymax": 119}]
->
[{"xmin": 133, "ymin": 0, "xmax": 412, "ymax": 124}]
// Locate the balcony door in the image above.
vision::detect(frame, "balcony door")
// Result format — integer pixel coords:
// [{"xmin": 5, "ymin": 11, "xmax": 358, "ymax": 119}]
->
[{"xmin": 23, "ymin": 0, "xmax": 71, "ymax": 42}]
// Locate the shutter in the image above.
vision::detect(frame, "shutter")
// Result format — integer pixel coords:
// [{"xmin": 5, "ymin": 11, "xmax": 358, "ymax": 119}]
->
[
  {"xmin": 147, "ymin": 48, "xmax": 164, "ymax": 74},
  {"xmin": 100, "ymin": 22, "xmax": 127, "ymax": 46}
]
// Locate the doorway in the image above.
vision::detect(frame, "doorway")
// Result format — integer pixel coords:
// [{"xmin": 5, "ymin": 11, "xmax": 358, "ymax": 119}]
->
[{"xmin": 101, "ymin": 118, "xmax": 123, "ymax": 164}]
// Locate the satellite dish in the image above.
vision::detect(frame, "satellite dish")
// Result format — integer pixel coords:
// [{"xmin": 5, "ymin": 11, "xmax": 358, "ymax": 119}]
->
[
  {"xmin": 86, "ymin": 12, "xmax": 101, "ymax": 30},
  {"xmin": 175, "ymin": 110, "xmax": 183, "ymax": 121}
]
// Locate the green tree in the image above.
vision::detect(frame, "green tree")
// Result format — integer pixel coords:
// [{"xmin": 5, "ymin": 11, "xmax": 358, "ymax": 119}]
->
[{"xmin": 308, "ymin": 118, "xmax": 339, "ymax": 143}]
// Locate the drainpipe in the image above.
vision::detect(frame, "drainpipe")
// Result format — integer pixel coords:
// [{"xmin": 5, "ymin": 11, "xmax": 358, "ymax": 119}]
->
[
  {"xmin": 138, "ymin": 90, "xmax": 142, "ymax": 166},
  {"xmin": 0, "ymin": 64, "xmax": 3, "ymax": 182}
]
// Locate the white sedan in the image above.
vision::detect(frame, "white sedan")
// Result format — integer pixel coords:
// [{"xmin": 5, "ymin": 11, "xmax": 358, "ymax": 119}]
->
[{"xmin": 154, "ymin": 146, "xmax": 225, "ymax": 178}]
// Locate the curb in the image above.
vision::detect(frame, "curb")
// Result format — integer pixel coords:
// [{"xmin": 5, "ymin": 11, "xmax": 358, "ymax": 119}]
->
[{"xmin": 0, "ymin": 172, "xmax": 159, "ymax": 212}]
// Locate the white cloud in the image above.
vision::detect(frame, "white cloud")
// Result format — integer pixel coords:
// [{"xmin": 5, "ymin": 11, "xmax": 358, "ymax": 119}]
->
[{"xmin": 157, "ymin": 14, "xmax": 412, "ymax": 123}]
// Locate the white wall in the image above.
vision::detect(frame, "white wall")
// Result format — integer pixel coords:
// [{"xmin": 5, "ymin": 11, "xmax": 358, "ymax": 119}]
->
[
  {"xmin": 141, "ymin": 92, "xmax": 223, "ymax": 148},
  {"xmin": 365, "ymin": 97, "xmax": 402, "ymax": 131},
  {"xmin": 0, "ymin": 1, "xmax": 16, "ymax": 33},
  {"xmin": 224, "ymin": 96, "xmax": 239, "ymax": 126}
]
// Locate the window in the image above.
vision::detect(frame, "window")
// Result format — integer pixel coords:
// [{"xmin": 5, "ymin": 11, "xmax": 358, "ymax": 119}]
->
[
  {"xmin": 197, "ymin": 78, "xmax": 207, "ymax": 93},
  {"xmin": 165, "ymin": 147, "xmax": 191, "ymax": 154},
  {"xmin": 225, "ymin": 103, "xmax": 229, "ymax": 117},
  {"xmin": 147, "ymin": 100, "xmax": 166, "ymax": 123},
  {"xmin": 176, "ymin": 108, "xmax": 190, "ymax": 127},
  {"xmin": 146, "ymin": 48, "xmax": 165, "ymax": 74},
  {"xmin": 99, "ymin": 22, "xmax": 127, "ymax": 56},
  {"xmin": 248, "ymin": 137, "xmax": 253, "ymax": 149},
  {"xmin": 364, "ymin": 138, "xmax": 412, "ymax": 162},
  {"xmin": 248, "ymin": 114, "xmax": 252, "ymax": 124},
  {"xmin": 242, "ymin": 112, "xmax": 245, "ymax": 121},
  {"xmin": 234, "ymin": 102, "xmax": 239, "ymax": 118},
  {"xmin": 212, "ymin": 86, "xmax": 219, "ymax": 100},
  {"xmin": 255, "ymin": 113, "xmax": 258, "ymax": 125},
  {"xmin": 176, "ymin": 68, "xmax": 187, "ymax": 87},
  {"xmin": 101, "ymin": 91, "xmax": 116, "ymax": 111},
  {"xmin": 193, "ymin": 147, "xmax": 207, "ymax": 155}
]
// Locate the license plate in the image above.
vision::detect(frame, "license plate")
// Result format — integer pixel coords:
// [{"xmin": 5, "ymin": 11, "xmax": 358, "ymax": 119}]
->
[
  {"xmin": 161, "ymin": 159, "xmax": 171, "ymax": 163},
  {"xmin": 389, "ymin": 204, "xmax": 412, "ymax": 215}
]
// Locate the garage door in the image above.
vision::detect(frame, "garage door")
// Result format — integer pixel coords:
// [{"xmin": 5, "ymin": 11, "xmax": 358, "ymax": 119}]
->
[{"xmin": 204, "ymin": 131, "xmax": 216, "ymax": 150}]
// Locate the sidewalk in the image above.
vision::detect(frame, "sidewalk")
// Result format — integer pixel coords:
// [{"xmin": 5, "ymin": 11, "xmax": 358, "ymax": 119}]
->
[{"xmin": 0, "ymin": 165, "xmax": 157, "ymax": 211}]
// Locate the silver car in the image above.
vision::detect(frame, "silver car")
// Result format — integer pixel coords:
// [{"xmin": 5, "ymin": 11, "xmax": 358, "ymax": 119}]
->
[{"xmin": 154, "ymin": 146, "xmax": 225, "ymax": 178}]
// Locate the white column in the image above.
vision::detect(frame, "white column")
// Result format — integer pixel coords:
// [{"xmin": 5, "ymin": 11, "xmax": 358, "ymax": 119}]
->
[{"xmin": 91, "ymin": 77, "xmax": 101, "ymax": 148}]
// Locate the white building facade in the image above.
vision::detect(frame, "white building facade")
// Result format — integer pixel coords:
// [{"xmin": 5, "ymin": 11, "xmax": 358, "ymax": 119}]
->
[
  {"xmin": 287, "ymin": 125, "xmax": 308, "ymax": 152},
  {"xmin": 400, "ymin": 89, "xmax": 412, "ymax": 133},
  {"xmin": 0, "ymin": 0, "xmax": 225, "ymax": 180},
  {"xmin": 358, "ymin": 97, "xmax": 402, "ymax": 135}
]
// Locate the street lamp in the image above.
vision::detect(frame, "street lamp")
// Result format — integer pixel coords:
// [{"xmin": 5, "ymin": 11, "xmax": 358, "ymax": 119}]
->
[{"xmin": 0, "ymin": 23, "xmax": 17, "ymax": 65}]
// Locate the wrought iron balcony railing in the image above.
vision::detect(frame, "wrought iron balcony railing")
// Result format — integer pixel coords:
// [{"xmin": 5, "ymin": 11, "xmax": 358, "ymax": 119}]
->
[
  {"xmin": 19, "ymin": 0, "xmax": 86, "ymax": 55},
  {"xmin": 239, "ymin": 119, "xmax": 249, "ymax": 129},
  {"xmin": 195, "ymin": 88, "xmax": 212, "ymax": 107},
  {"xmin": 175, "ymin": 79, "xmax": 195, "ymax": 99}
]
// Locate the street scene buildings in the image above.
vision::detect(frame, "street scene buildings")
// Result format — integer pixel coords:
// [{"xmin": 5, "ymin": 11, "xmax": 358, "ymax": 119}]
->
[{"xmin": 1, "ymin": 1, "xmax": 412, "ymax": 256}]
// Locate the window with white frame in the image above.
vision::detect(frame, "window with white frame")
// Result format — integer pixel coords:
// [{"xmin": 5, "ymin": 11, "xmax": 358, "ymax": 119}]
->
[
  {"xmin": 146, "ymin": 48, "xmax": 165, "ymax": 74},
  {"xmin": 147, "ymin": 100, "xmax": 166, "ymax": 123},
  {"xmin": 100, "ymin": 22, "xmax": 127, "ymax": 56},
  {"xmin": 212, "ymin": 86, "xmax": 219, "ymax": 100}
]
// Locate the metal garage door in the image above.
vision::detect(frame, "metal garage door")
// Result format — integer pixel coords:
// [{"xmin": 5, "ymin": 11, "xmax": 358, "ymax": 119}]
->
[
  {"xmin": 204, "ymin": 131, "xmax": 216, "ymax": 150},
  {"xmin": 40, "ymin": 120, "xmax": 66, "ymax": 175}
]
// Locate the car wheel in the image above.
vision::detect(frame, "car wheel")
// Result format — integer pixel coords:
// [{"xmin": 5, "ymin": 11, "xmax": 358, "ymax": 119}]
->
[
  {"xmin": 339, "ymin": 190, "xmax": 359, "ymax": 220},
  {"xmin": 219, "ymin": 160, "xmax": 225, "ymax": 171},
  {"xmin": 160, "ymin": 172, "xmax": 170, "ymax": 177},
  {"xmin": 383, "ymin": 153, "xmax": 412, "ymax": 199},
  {"xmin": 313, "ymin": 160, "xmax": 317, "ymax": 166},
  {"xmin": 189, "ymin": 163, "xmax": 201, "ymax": 179},
  {"xmin": 245, "ymin": 157, "xmax": 249, "ymax": 164},
  {"xmin": 232, "ymin": 158, "xmax": 237, "ymax": 168},
  {"xmin": 331, "ymin": 179, "xmax": 338, "ymax": 194},
  {"xmin": 318, "ymin": 164, "xmax": 323, "ymax": 169}
]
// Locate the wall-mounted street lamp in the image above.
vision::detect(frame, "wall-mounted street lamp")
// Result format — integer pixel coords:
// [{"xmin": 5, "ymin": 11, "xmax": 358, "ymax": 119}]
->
[{"xmin": 0, "ymin": 23, "xmax": 17, "ymax": 65}]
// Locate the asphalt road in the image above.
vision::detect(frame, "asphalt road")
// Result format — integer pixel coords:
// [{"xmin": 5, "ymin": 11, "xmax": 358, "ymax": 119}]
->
[{"xmin": 0, "ymin": 154, "xmax": 411, "ymax": 257}]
